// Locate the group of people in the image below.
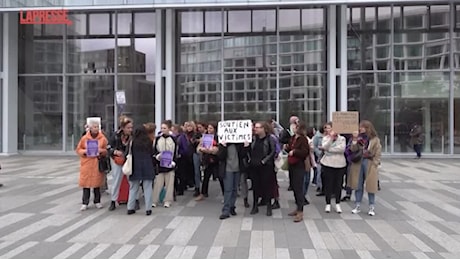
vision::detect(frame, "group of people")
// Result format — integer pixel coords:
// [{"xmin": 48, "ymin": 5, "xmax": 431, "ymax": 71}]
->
[{"xmin": 76, "ymin": 114, "xmax": 382, "ymax": 222}]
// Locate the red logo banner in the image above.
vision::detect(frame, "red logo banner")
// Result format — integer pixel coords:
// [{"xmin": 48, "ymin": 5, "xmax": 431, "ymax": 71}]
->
[{"xmin": 19, "ymin": 10, "xmax": 72, "ymax": 25}]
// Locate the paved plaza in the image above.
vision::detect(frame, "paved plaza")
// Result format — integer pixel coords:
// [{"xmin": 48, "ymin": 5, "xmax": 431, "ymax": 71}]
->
[{"xmin": 0, "ymin": 156, "xmax": 460, "ymax": 259}]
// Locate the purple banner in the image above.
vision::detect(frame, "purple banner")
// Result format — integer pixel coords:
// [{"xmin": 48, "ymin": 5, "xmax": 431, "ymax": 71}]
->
[
  {"xmin": 202, "ymin": 134, "xmax": 214, "ymax": 149},
  {"xmin": 160, "ymin": 150, "xmax": 173, "ymax": 168},
  {"xmin": 86, "ymin": 140, "xmax": 99, "ymax": 157}
]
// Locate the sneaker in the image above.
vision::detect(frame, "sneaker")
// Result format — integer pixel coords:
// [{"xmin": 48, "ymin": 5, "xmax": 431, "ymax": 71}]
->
[
  {"xmin": 80, "ymin": 204, "xmax": 88, "ymax": 211},
  {"xmin": 335, "ymin": 204, "xmax": 342, "ymax": 214},
  {"xmin": 152, "ymin": 203, "xmax": 157, "ymax": 208},
  {"xmin": 351, "ymin": 205, "xmax": 361, "ymax": 214},
  {"xmin": 325, "ymin": 204, "xmax": 331, "ymax": 213},
  {"xmin": 368, "ymin": 206, "xmax": 375, "ymax": 216},
  {"xmin": 95, "ymin": 203, "xmax": 103, "ymax": 209},
  {"xmin": 164, "ymin": 202, "xmax": 171, "ymax": 208}
]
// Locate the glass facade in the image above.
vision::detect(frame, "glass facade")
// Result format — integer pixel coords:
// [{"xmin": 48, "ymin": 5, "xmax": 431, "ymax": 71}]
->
[
  {"xmin": 17, "ymin": 11, "xmax": 156, "ymax": 151},
  {"xmin": 176, "ymin": 8, "xmax": 326, "ymax": 127},
  {"xmin": 1, "ymin": 1, "xmax": 460, "ymax": 155}
]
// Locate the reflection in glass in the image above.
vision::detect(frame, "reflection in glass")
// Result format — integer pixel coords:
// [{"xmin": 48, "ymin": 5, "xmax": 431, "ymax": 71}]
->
[
  {"xmin": 348, "ymin": 73, "xmax": 391, "ymax": 152},
  {"xmin": 66, "ymin": 39, "xmax": 115, "ymax": 74},
  {"xmin": 18, "ymin": 24, "xmax": 64, "ymax": 74},
  {"xmin": 117, "ymin": 38, "xmax": 156, "ymax": 74},
  {"xmin": 252, "ymin": 10, "xmax": 276, "ymax": 32},
  {"xmin": 179, "ymin": 36, "xmax": 222, "ymax": 73},
  {"xmin": 176, "ymin": 74, "xmax": 221, "ymax": 124},
  {"xmin": 118, "ymin": 75, "xmax": 155, "ymax": 125},
  {"xmin": 18, "ymin": 76, "xmax": 63, "ymax": 150},
  {"xmin": 89, "ymin": 13, "xmax": 110, "ymax": 35},
  {"xmin": 181, "ymin": 11, "xmax": 204, "ymax": 34},
  {"xmin": 394, "ymin": 72, "xmax": 449, "ymax": 154},
  {"xmin": 228, "ymin": 11, "xmax": 251, "ymax": 33},
  {"xmin": 0, "ymin": 80, "xmax": 2, "ymax": 153},
  {"xmin": 279, "ymin": 73, "xmax": 325, "ymax": 128},
  {"xmin": 67, "ymin": 76, "xmax": 114, "ymax": 151}
]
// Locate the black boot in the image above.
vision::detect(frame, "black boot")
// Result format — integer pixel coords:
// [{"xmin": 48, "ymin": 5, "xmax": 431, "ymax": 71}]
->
[
  {"xmin": 135, "ymin": 200, "xmax": 140, "ymax": 210},
  {"xmin": 127, "ymin": 209, "xmax": 135, "ymax": 215},
  {"xmin": 230, "ymin": 207, "xmax": 237, "ymax": 216},
  {"xmin": 271, "ymin": 199, "xmax": 280, "ymax": 210},
  {"xmin": 244, "ymin": 198, "xmax": 250, "ymax": 208},
  {"xmin": 250, "ymin": 204, "xmax": 259, "ymax": 215},
  {"xmin": 193, "ymin": 188, "xmax": 200, "ymax": 197},
  {"xmin": 109, "ymin": 201, "xmax": 116, "ymax": 211},
  {"xmin": 304, "ymin": 197, "xmax": 310, "ymax": 205},
  {"xmin": 266, "ymin": 202, "xmax": 272, "ymax": 216}
]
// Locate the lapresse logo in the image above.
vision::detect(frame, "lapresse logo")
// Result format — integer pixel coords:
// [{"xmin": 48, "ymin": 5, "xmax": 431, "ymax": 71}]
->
[{"xmin": 20, "ymin": 10, "xmax": 72, "ymax": 25}]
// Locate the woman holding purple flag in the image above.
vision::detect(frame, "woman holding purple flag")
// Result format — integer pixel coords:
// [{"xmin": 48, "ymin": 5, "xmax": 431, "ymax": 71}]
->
[
  {"xmin": 152, "ymin": 121, "xmax": 178, "ymax": 208},
  {"xmin": 75, "ymin": 120, "xmax": 108, "ymax": 211}
]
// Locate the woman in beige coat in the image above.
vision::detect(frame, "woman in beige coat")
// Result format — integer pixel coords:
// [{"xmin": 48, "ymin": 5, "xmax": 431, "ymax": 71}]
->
[{"xmin": 348, "ymin": 120, "xmax": 381, "ymax": 216}]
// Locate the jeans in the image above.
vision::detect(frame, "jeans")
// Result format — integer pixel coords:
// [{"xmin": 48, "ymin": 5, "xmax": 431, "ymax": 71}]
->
[
  {"xmin": 354, "ymin": 159, "xmax": 375, "ymax": 206},
  {"xmin": 222, "ymin": 171, "xmax": 240, "ymax": 216},
  {"xmin": 303, "ymin": 169, "xmax": 311, "ymax": 197},
  {"xmin": 413, "ymin": 144, "xmax": 422, "ymax": 158},
  {"xmin": 193, "ymin": 153, "xmax": 201, "ymax": 189},
  {"xmin": 82, "ymin": 188, "xmax": 101, "ymax": 205},
  {"xmin": 128, "ymin": 180, "xmax": 153, "ymax": 211},
  {"xmin": 315, "ymin": 163, "xmax": 323, "ymax": 189},
  {"xmin": 110, "ymin": 159, "xmax": 124, "ymax": 202},
  {"xmin": 344, "ymin": 165, "xmax": 353, "ymax": 196},
  {"xmin": 312, "ymin": 167, "xmax": 318, "ymax": 185}
]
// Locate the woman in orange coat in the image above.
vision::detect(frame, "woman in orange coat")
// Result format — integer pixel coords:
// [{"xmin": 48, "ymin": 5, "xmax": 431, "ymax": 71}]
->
[{"xmin": 76, "ymin": 120, "xmax": 108, "ymax": 211}]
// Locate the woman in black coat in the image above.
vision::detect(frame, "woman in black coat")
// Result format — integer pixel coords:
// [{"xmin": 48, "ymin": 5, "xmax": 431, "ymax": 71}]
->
[{"xmin": 127, "ymin": 126, "xmax": 156, "ymax": 216}]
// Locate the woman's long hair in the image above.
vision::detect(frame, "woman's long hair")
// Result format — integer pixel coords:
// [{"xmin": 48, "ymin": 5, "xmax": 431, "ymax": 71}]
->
[
  {"xmin": 360, "ymin": 120, "xmax": 378, "ymax": 139},
  {"xmin": 132, "ymin": 125, "xmax": 153, "ymax": 152}
]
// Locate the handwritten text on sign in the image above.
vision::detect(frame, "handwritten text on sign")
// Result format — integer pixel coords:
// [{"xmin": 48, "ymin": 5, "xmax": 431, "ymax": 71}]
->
[
  {"xmin": 218, "ymin": 120, "xmax": 252, "ymax": 143},
  {"xmin": 332, "ymin": 112, "xmax": 359, "ymax": 134}
]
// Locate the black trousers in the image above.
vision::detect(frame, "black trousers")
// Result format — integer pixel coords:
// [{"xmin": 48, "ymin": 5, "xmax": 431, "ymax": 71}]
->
[
  {"xmin": 288, "ymin": 162, "xmax": 305, "ymax": 212},
  {"xmin": 201, "ymin": 163, "xmax": 220, "ymax": 196},
  {"xmin": 251, "ymin": 164, "xmax": 275, "ymax": 204},
  {"xmin": 177, "ymin": 158, "xmax": 193, "ymax": 193},
  {"xmin": 321, "ymin": 165, "xmax": 346, "ymax": 204},
  {"xmin": 82, "ymin": 188, "xmax": 101, "ymax": 205}
]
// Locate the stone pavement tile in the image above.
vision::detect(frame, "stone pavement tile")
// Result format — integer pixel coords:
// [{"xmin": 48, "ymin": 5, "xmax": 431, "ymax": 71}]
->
[
  {"xmin": 410, "ymin": 251, "xmax": 430, "ymax": 259},
  {"xmin": 398, "ymin": 251, "xmax": 418, "ymax": 259},
  {"xmin": 220, "ymin": 246, "xmax": 236, "ymax": 259},
  {"xmin": 236, "ymin": 230, "xmax": 251, "ymax": 248},
  {"xmin": 286, "ymin": 220, "xmax": 314, "ymax": 249},
  {"xmin": 273, "ymin": 228, "xmax": 289, "ymax": 248},
  {"xmin": 329, "ymin": 249, "xmax": 345, "ymax": 259},
  {"xmin": 188, "ymin": 216, "xmax": 221, "ymax": 247},
  {"xmin": 408, "ymin": 220, "xmax": 460, "ymax": 253},
  {"xmin": 93, "ymin": 244, "xmax": 121, "ymax": 258},
  {"xmin": 124, "ymin": 245, "xmax": 149, "ymax": 258},
  {"xmin": 314, "ymin": 219, "xmax": 331, "ymax": 232},
  {"xmin": 288, "ymin": 247, "xmax": 304, "ymax": 259},
  {"xmin": 234, "ymin": 246, "xmax": 250, "ymax": 259},
  {"xmin": 430, "ymin": 221, "xmax": 459, "ymax": 235},
  {"xmin": 425, "ymin": 251, "xmax": 445, "ymax": 258},
  {"xmin": 341, "ymin": 249, "xmax": 361, "ymax": 259},
  {"xmin": 8, "ymin": 241, "xmax": 62, "ymax": 259},
  {"xmin": 164, "ymin": 217, "xmax": 203, "ymax": 246},
  {"xmin": 416, "ymin": 201, "xmax": 460, "ymax": 223},
  {"xmin": 370, "ymin": 249, "xmax": 401, "ymax": 259},
  {"xmin": 192, "ymin": 246, "xmax": 210, "ymax": 259},
  {"xmin": 152, "ymin": 244, "xmax": 173, "ymax": 259},
  {"xmin": 152, "ymin": 228, "xmax": 174, "ymax": 245}
]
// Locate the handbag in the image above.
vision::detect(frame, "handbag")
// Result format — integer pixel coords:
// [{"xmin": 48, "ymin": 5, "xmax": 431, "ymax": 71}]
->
[
  {"xmin": 350, "ymin": 148, "xmax": 363, "ymax": 163},
  {"xmin": 122, "ymin": 141, "xmax": 133, "ymax": 176},
  {"xmin": 98, "ymin": 156, "xmax": 111, "ymax": 174},
  {"xmin": 113, "ymin": 156, "xmax": 125, "ymax": 166}
]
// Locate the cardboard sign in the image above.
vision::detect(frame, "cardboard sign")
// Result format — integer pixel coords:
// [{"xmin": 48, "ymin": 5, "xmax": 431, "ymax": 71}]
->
[
  {"xmin": 332, "ymin": 112, "xmax": 359, "ymax": 134},
  {"xmin": 217, "ymin": 120, "xmax": 252, "ymax": 143}
]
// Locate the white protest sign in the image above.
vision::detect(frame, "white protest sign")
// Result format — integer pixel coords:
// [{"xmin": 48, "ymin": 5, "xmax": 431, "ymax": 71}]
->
[
  {"xmin": 217, "ymin": 120, "xmax": 253, "ymax": 144},
  {"xmin": 115, "ymin": 90, "xmax": 126, "ymax": 105},
  {"xmin": 86, "ymin": 117, "xmax": 102, "ymax": 130}
]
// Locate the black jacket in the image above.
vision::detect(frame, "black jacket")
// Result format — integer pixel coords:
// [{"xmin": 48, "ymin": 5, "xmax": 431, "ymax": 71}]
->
[
  {"xmin": 249, "ymin": 135, "xmax": 276, "ymax": 168},
  {"xmin": 217, "ymin": 143, "xmax": 249, "ymax": 178},
  {"xmin": 108, "ymin": 130, "xmax": 129, "ymax": 158}
]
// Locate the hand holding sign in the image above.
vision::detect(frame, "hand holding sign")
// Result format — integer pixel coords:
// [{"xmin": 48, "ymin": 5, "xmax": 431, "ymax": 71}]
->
[{"xmin": 160, "ymin": 151, "xmax": 173, "ymax": 168}]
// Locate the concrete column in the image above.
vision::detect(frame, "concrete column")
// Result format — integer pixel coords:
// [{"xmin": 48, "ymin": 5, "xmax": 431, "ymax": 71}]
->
[
  {"xmin": 155, "ymin": 10, "xmax": 164, "ymax": 129},
  {"xmin": 2, "ymin": 13, "xmax": 18, "ymax": 155},
  {"xmin": 165, "ymin": 9, "xmax": 176, "ymax": 121},
  {"xmin": 326, "ymin": 5, "xmax": 337, "ymax": 121},
  {"xmin": 338, "ymin": 5, "xmax": 347, "ymax": 112}
]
